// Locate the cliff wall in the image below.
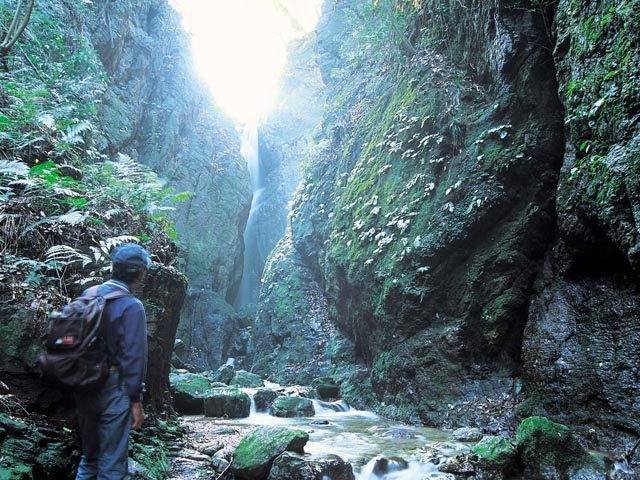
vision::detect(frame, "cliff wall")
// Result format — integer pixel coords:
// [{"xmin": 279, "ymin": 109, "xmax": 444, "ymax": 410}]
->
[{"xmin": 255, "ymin": 0, "xmax": 640, "ymax": 452}]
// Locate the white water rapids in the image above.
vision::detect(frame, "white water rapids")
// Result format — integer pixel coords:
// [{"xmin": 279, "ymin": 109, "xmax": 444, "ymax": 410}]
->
[{"xmin": 185, "ymin": 397, "xmax": 472, "ymax": 479}]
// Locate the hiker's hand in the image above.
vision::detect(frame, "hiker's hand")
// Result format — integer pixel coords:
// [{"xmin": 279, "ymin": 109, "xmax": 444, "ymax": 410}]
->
[{"xmin": 131, "ymin": 402, "xmax": 144, "ymax": 430}]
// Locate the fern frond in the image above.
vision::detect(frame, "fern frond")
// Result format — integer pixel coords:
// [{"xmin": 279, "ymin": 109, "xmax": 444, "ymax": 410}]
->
[
  {"xmin": 36, "ymin": 113, "xmax": 55, "ymax": 129},
  {"xmin": 57, "ymin": 211, "xmax": 86, "ymax": 225},
  {"xmin": 45, "ymin": 245, "xmax": 93, "ymax": 268},
  {"xmin": 0, "ymin": 160, "xmax": 29, "ymax": 178},
  {"xmin": 53, "ymin": 186, "xmax": 83, "ymax": 197},
  {"xmin": 61, "ymin": 120, "xmax": 92, "ymax": 144},
  {"xmin": 108, "ymin": 153, "xmax": 147, "ymax": 182}
]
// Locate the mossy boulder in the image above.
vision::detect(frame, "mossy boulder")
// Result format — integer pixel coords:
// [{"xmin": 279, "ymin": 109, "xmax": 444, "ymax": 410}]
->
[
  {"xmin": 211, "ymin": 363, "xmax": 235, "ymax": 384},
  {"xmin": 169, "ymin": 371, "xmax": 212, "ymax": 414},
  {"xmin": 232, "ymin": 426, "xmax": 309, "ymax": 480},
  {"xmin": 470, "ymin": 435, "xmax": 516, "ymax": 477},
  {"xmin": 515, "ymin": 416, "xmax": 606, "ymax": 479},
  {"xmin": 230, "ymin": 370, "xmax": 264, "ymax": 388},
  {"xmin": 269, "ymin": 396, "xmax": 315, "ymax": 418},
  {"xmin": 203, "ymin": 387, "xmax": 251, "ymax": 419}
]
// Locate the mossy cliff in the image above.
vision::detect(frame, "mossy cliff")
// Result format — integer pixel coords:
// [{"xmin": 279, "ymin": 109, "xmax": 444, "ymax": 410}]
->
[
  {"xmin": 256, "ymin": 0, "xmax": 640, "ymax": 451},
  {"xmin": 86, "ymin": 0, "xmax": 250, "ymax": 301}
]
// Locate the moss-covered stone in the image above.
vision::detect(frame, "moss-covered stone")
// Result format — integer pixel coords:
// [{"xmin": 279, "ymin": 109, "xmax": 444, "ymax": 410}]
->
[
  {"xmin": 312, "ymin": 376, "xmax": 340, "ymax": 400},
  {"xmin": 515, "ymin": 416, "xmax": 605, "ymax": 478},
  {"xmin": 470, "ymin": 435, "xmax": 516, "ymax": 476},
  {"xmin": 169, "ymin": 371, "xmax": 213, "ymax": 415},
  {"xmin": 170, "ymin": 372, "xmax": 212, "ymax": 396},
  {"xmin": 269, "ymin": 396, "xmax": 315, "ymax": 418},
  {"xmin": 232, "ymin": 426, "xmax": 309, "ymax": 480},
  {"xmin": 203, "ymin": 387, "xmax": 251, "ymax": 418},
  {"xmin": 230, "ymin": 370, "xmax": 264, "ymax": 388}
]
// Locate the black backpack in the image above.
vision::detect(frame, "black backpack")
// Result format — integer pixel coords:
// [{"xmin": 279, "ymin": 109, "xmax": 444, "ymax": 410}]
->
[{"xmin": 38, "ymin": 286, "xmax": 130, "ymax": 390}]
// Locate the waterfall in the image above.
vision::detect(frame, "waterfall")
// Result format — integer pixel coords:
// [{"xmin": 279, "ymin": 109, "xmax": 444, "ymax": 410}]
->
[{"xmin": 235, "ymin": 125, "xmax": 264, "ymax": 309}]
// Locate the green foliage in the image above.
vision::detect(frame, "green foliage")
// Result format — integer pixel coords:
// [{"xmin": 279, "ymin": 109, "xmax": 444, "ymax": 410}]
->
[
  {"xmin": 560, "ymin": 0, "xmax": 639, "ymax": 160},
  {"xmin": 0, "ymin": 1, "xmax": 187, "ymax": 327}
]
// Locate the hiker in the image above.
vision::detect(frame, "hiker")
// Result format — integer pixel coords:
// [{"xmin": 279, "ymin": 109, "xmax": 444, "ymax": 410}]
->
[{"xmin": 74, "ymin": 243, "xmax": 151, "ymax": 480}]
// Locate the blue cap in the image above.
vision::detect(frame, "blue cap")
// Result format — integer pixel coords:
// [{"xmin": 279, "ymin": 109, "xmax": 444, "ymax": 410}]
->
[{"xmin": 110, "ymin": 243, "xmax": 152, "ymax": 271}]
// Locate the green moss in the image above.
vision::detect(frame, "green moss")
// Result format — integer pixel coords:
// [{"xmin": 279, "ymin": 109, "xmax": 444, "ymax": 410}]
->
[
  {"xmin": 233, "ymin": 427, "xmax": 309, "ymax": 473},
  {"xmin": 170, "ymin": 373, "xmax": 212, "ymax": 396},
  {"xmin": 516, "ymin": 416, "xmax": 602, "ymax": 475},
  {"xmin": 471, "ymin": 436, "xmax": 516, "ymax": 470}
]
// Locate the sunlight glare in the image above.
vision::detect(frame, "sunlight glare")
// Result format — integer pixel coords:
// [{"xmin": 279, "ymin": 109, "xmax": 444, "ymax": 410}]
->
[{"xmin": 170, "ymin": 0, "xmax": 323, "ymax": 126}]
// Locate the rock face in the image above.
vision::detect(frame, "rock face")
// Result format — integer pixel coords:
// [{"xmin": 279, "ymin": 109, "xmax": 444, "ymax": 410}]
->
[
  {"xmin": 86, "ymin": 0, "xmax": 252, "ymax": 369},
  {"xmin": 520, "ymin": 0, "xmax": 640, "ymax": 452},
  {"xmin": 0, "ymin": 0, "xmax": 247, "ymax": 414},
  {"xmin": 255, "ymin": 0, "xmax": 640, "ymax": 453}
]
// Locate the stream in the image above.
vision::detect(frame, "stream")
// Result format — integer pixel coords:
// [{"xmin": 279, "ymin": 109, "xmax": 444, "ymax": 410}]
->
[{"xmin": 174, "ymin": 398, "xmax": 472, "ymax": 480}]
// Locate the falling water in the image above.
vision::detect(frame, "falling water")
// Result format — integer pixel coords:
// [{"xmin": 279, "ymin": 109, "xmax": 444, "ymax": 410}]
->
[{"xmin": 235, "ymin": 125, "xmax": 265, "ymax": 309}]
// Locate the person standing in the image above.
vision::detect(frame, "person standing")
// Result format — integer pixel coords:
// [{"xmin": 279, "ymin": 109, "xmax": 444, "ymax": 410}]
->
[{"xmin": 74, "ymin": 243, "xmax": 151, "ymax": 480}]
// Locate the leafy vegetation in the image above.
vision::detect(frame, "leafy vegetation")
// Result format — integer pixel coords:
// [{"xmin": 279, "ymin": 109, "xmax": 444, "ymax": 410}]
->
[{"xmin": 0, "ymin": 1, "xmax": 184, "ymax": 333}]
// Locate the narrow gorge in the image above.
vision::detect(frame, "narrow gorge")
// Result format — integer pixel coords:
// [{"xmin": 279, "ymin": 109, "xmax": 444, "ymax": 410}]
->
[{"xmin": 0, "ymin": 0, "xmax": 638, "ymax": 479}]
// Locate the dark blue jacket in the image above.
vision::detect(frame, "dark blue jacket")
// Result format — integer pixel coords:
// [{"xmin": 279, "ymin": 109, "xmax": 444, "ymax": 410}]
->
[{"xmin": 93, "ymin": 280, "xmax": 148, "ymax": 403}]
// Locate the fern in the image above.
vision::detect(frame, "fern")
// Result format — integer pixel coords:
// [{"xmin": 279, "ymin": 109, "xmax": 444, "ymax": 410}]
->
[
  {"xmin": 57, "ymin": 211, "xmax": 86, "ymax": 225},
  {"xmin": 0, "ymin": 160, "xmax": 29, "ymax": 178},
  {"xmin": 89, "ymin": 236, "xmax": 141, "ymax": 263},
  {"xmin": 60, "ymin": 119, "xmax": 92, "ymax": 145},
  {"xmin": 45, "ymin": 245, "xmax": 93, "ymax": 268}
]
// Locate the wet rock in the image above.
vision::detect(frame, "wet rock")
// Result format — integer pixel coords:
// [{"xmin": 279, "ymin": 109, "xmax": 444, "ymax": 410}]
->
[
  {"xmin": 203, "ymin": 387, "xmax": 251, "ymax": 419},
  {"xmin": 253, "ymin": 388, "xmax": 278, "ymax": 412},
  {"xmin": 267, "ymin": 451, "xmax": 316, "ymax": 480},
  {"xmin": 451, "ymin": 426, "xmax": 484, "ymax": 442},
  {"xmin": 372, "ymin": 456, "xmax": 409, "ymax": 475},
  {"xmin": 439, "ymin": 454, "xmax": 476, "ymax": 476},
  {"xmin": 210, "ymin": 363, "xmax": 235, "ymax": 385},
  {"xmin": 312, "ymin": 376, "xmax": 340, "ymax": 400},
  {"xmin": 169, "ymin": 371, "xmax": 212, "ymax": 415},
  {"xmin": 232, "ymin": 426, "xmax": 309, "ymax": 480},
  {"xmin": 268, "ymin": 451, "xmax": 355, "ymax": 480},
  {"xmin": 197, "ymin": 442, "xmax": 223, "ymax": 456},
  {"xmin": 516, "ymin": 416, "xmax": 608, "ymax": 479},
  {"xmin": 230, "ymin": 370, "xmax": 264, "ymax": 388},
  {"xmin": 269, "ymin": 396, "xmax": 315, "ymax": 418},
  {"xmin": 381, "ymin": 428, "xmax": 414, "ymax": 440},
  {"xmin": 470, "ymin": 435, "xmax": 517, "ymax": 477}
]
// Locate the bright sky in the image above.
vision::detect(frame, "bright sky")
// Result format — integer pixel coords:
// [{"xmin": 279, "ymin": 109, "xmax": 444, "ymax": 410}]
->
[{"xmin": 170, "ymin": 0, "xmax": 323, "ymax": 126}]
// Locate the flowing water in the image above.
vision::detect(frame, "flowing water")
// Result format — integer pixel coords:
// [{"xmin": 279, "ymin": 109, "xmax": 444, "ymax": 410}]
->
[
  {"xmin": 235, "ymin": 125, "xmax": 265, "ymax": 309},
  {"xmin": 186, "ymin": 398, "xmax": 471, "ymax": 479}
]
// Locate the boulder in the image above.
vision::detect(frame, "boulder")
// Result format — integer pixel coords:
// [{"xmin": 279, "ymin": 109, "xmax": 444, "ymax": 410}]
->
[
  {"xmin": 267, "ymin": 451, "xmax": 355, "ymax": 480},
  {"xmin": 269, "ymin": 396, "xmax": 315, "ymax": 418},
  {"xmin": 450, "ymin": 427, "xmax": 484, "ymax": 442},
  {"xmin": 203, "ymin": 387, "xmax": 251, "ymax": 418},
  {"xmin": 470, "ymin": 435, "xmax": 516, "ymax": 477},
  {"xmin": 253, "ymin": 388, "xmax": 278, "ymax": 413},
  {"xmin": 230, "ymin": 370, "xmax": 264, "ymax": 388},
  {"xmin": 210, "ymin": 363, "xmax": 235, "ymax": 385},
  {"xmin": 312, "ymin": 376, "xmax": 340, "ymax": 400},
  {"xmin": 169, "ymin": 371, "xmax": 212, "ymax": 415},
  {"xmin": 515, "ymin": 416, "xmax": 607, "ymax": 479},
  {"xmin": 232, "ymin": 426, "xmax": 309, "ymax": 480}
]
